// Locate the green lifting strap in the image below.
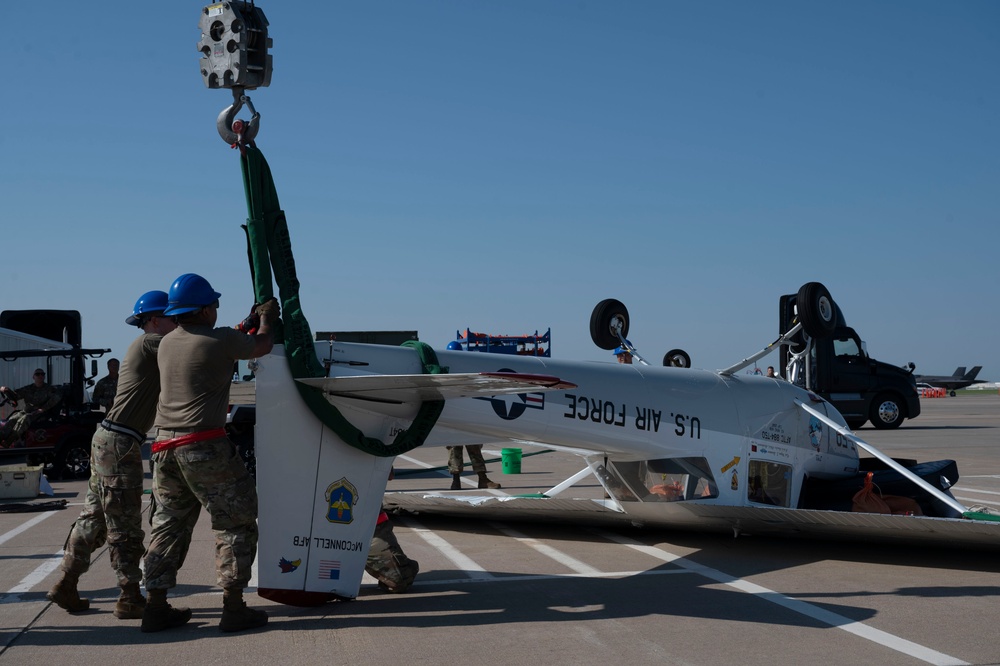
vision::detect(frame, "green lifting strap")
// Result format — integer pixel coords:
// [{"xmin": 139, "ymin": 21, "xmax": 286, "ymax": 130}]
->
[{"xmin": 239, "ymin": 145, "xmax": 443, "ymax": 457}]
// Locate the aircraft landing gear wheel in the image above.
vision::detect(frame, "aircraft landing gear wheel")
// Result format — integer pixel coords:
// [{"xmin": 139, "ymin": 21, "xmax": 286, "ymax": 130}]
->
[
  {"xmin": 590, "ymin": 299, "xmax": 629, "ymax": 351},
  {"xmin": 796, "ymin": 282, "xmax": 837, "ymax": 339},
  {"xmin": 662, "ymin": 349, "xmax": 691, "ymax": 368},
  {"xmin": 869, "ymin": 393, "xmax": 904, "ymax": 430}
]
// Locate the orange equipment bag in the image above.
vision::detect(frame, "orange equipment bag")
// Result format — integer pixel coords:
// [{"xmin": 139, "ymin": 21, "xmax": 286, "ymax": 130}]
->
[{"xmin": 851, "ymin": 472, "xmax": 923, "ymax": 516}]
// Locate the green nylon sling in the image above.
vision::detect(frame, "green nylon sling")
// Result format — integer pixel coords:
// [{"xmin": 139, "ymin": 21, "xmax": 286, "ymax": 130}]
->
[{"xmin": 239, "ymin": 145, "xmax": 444, "ymax": 457}]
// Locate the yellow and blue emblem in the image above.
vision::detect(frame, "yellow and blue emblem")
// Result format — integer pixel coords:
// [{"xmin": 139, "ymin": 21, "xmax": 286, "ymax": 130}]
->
[{"xmin": 324, "ymin": 477, "xmax": 359, "ymax": 524}]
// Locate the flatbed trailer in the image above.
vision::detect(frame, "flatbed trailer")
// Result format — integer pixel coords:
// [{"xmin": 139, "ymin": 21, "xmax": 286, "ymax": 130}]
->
[{"xmin": 454, "ymin": 328, "xmax": 551, "ymax": 357}]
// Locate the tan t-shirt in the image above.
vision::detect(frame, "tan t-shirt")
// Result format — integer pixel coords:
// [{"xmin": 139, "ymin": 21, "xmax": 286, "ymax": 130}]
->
[
  {"xmin": 106, "ymin": 332, "xmax": 162, "ymax": 433},
  {"xmin": 155, "ymin": 325, "xmax": 256, "ymax": 430}
]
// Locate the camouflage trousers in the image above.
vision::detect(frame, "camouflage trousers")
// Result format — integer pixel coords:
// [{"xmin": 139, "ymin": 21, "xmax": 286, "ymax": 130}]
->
[
  {"xmin": 0, "ymin": 411, "xmax": 34, "ymax": 448},
  {"xmin": 60, "ymin": 427, "xmax": 146, "ymax": 585},
  {"xmin": 365, "ymin": 516, "xmax": 419, "ymax": 593},
  {"xmin": 447, "ymin": 445, "xmax": 488, "ymax": 474},
  {"xmin": 144, "ymin": 434, "xmax": 258, "ymax": 591}
]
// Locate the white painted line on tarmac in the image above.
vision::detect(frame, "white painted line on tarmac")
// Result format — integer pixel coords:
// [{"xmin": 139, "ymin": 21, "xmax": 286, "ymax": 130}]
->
[
  {"xmin": 7, "ymin": 550, "xmax": 64, "ymax": 595},
  {"xmin": 955, "ymin": 487, "xmax": 1000, "ymax": 496},
  {"xmin": 0, "ymin": 511, "xmax": 58, "ymax": 546},
  {"xmin": 596, "ymin": 530, "xmax": 968, "ymax": 666},
  {"xmin": 395, "ymin": 452, "xmax": 503, "ymax": 491},
  {"xmin": 402, "ymin": 518, "xmax": 493, "ymax": 580},
  {"xmin": 489, "ymin": 522, "xmax": 603, "ymax": 576},
  {"xmin": 396, "ymin": 453, "xmax": 440, "ymax": 470},
  {"xmin": 955, "ymin": 495, "xmax": 1000, "ymax": 507}
]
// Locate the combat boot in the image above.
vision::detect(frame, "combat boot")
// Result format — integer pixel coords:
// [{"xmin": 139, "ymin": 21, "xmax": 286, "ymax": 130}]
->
[
  {"xmin": 383, "ymin": 558, "xmax": 419, "ymax": 593},
  {"xmin": 47, "ymin": 573, "xmax": 89, "ymax": 613},
  {"xmin": 113, "ymin": 582, "xmax": 146, "ymax": 620},
  {"xmin": 219, "ymin": 589, "xmax": 268, "ymax": 633},
  {"xmin": 366, "ymin": 520, "xmax": 419, "ymax": 593},
  {"xmin": 477, "ymin": 473, "xmax": 501, "ymax": 489},
  {"xmin": 450, "ymin": 473, "xmax": 462, "ymax": 490},
  {"xmin": 140, "ymin": 589, "xmax": 192, "ymax": 633}
]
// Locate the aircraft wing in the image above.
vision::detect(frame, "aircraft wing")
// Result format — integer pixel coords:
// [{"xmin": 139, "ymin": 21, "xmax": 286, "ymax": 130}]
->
[
  {"xmin": 296, "ymin": 372, "xmax": 576, "ymax": 404},
  {"xmin": 382, "ymin": 492, "xmax": 1000, "ymax": 549}
]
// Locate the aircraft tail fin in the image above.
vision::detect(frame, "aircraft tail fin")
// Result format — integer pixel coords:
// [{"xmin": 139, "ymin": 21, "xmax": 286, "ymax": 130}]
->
[
  {"xmin": 964, "ymin": 366, "xmax": 982, "ymax": 380},
  {"xmin": 952, "ymin": 367, "xmax": 967, "ymax": 378}
]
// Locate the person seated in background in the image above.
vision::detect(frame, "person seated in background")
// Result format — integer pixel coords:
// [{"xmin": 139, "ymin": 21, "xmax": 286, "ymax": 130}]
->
[{"xmin": 0, "ymin": 369, "xmax": 62, "ymax": 448}]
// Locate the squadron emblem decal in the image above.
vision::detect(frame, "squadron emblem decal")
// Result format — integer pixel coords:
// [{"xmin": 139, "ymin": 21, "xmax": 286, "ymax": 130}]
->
[{"xmin": 324, "ymin": 477, "xmax": 359, "ymax": 524}]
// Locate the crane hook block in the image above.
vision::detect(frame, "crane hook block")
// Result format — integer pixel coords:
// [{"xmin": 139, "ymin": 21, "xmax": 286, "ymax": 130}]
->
[{"xmin": 198, "ymin": 2, "xmax": 273, "ymax": 90}]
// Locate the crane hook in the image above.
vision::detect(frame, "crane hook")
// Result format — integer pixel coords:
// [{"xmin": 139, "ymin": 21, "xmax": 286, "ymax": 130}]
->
[{"xmin": 217, "ymin": 87, "xmax": 261, "ymax": 148}]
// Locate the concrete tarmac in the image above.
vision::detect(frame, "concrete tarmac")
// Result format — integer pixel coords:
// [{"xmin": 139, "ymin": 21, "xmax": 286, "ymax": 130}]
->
[{"xmin": 1, "ymin": 393, "xmax": 998, "ymax": 666}]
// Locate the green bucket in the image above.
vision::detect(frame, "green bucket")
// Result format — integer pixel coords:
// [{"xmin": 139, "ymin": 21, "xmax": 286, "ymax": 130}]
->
[{"xmin": 501, "ymin": 447, "xmax": 522, "ymax": 474}]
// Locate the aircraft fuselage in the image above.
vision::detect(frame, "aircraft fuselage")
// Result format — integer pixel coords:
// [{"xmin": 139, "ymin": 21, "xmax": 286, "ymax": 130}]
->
[{"xmin": 323, "ymin": 343, "xmax": 860, "ymax": 510}]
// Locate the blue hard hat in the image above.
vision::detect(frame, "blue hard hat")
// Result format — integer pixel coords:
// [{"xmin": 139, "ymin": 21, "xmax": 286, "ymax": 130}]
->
[
  {"xmin": 613, "ymin": 340, "xmax": 633, "ymax": 356},
  {"xmin": 126, "ymin": 290, "xmax": 169, "ymax": 326},
  {"xmin": 163, "ymin": 273, "xmax": 222, "ymax": 316},
  {"xmin": 446, "ymin": 341, "xmax": 463, "ymax": 351}
]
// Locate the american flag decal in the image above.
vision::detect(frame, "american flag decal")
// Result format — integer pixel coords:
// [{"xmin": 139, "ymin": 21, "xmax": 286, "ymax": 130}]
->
[{"xmin": 318, "ymin": 560, "xmax": 341, "ymax": 580}]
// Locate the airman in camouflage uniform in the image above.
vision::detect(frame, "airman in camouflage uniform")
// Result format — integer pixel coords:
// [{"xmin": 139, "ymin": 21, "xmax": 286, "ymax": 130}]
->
[
  {"xmin": 366, "ymin": 510, "xmax": 419, "ymax": 593},
  {"xmin": 447, "ymin": 444, "xmax": 501, "ymax": 490},
  {"xmin": 0, "ymin": 369, "xmax": 61, "ymax": 448},
  {"xmin": 48, "ymin": 293, "xmax": 176, "ymax": 620},
  {"xmin": 92, "ymin": 358, "xmax": 120, "ymax": 411},
  {"xmin": 142, "ymin": 274, "xmax": 277, "ymax": 634}
]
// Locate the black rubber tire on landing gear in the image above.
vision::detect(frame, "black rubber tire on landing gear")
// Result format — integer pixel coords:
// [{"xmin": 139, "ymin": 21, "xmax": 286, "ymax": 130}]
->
[
  {"xmin": 662, "ymin": 349, "xmax": 691, "ymax": 368},
  {"xmin": 590, "ymin": 299, "xmax": 630, "ymax": 351},
  {"xmin": 796, "ymin": 282, "xmax": 837, "ymax": 339}
]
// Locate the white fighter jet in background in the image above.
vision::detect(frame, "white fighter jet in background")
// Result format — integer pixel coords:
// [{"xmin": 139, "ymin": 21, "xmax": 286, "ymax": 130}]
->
[{"xmin": 250, "ymin": 282, "xmax": 999, "ymax": 607}]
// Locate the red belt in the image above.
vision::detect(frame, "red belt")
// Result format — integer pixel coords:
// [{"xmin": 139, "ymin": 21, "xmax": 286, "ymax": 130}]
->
[{"xmin": 152, "ymin": 428, "xmax": 227, "ymax": 453}]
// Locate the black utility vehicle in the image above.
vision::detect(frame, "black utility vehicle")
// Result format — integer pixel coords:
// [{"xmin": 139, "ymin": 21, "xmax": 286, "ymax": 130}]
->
[{"xmin": 0, "ymin": 310, "xmax": 110, "ymax": 478}]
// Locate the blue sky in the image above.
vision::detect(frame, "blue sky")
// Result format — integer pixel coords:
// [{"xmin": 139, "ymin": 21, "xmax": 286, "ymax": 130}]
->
[{"xmin": 2, "ymin": 1, "xmax": 997, "ymax": 380}]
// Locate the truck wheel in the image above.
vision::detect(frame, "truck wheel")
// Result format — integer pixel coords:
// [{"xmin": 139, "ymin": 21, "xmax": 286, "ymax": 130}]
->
[
  {"xmin": 590, "ymin": 299, "xmax": 629, "ymax": 351},
  {"xmin": 54, "ymin": 437, "xmax": 92, "ymax": 480},
  {"xmin": 846, "ymin": 419, "xmax": 866, "ymax": 430},
  {"xmin": 796, "ymin": 282, "xmax": 837, "ymax": 339},
  {"xmin": 869, "ymin": 394, "xmax": 905, "ymax": 429},
  {"xmin": 662, "ymin": 349, "xmax": 691, "ymax": 368}
]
